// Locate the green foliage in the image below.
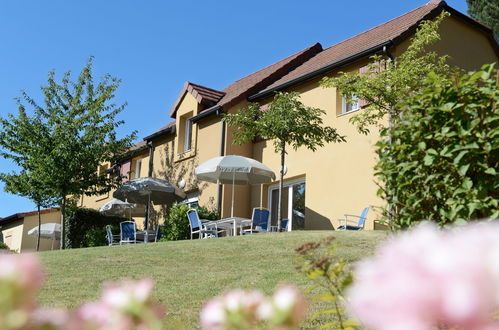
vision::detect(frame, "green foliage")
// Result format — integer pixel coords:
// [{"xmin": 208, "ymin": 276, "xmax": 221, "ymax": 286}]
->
[
  {"xmin": 467, "ymin": 0, "xmax": 499, "ymax": 42},
  {"xmin": 295, "ymin": 237, "xmax": 358, "ymax": 330},
  {"xmin": 0, "ymin": 57, "xmax": 136, "ymax": 248},
  {"xmin": 376, "ymin": 64, "xmax": 499, "ymax": 229},
  {"xmin": 0, "ymin": 242, "xmax": 9, "ymax": 250},
  {"xmin": 224, "ymin": 91, "xmax": 345, "ymax": 226},
  {"xmin": 65, "ymin": 207, "xmax": 125, "ymax": 248},
  {"xmin": 161, "ymin": 204, "xmax": 219, "ymax": 241},
  {"xmin": 321, "ymin": 12, "xmax": 457, "ymax": 134}
]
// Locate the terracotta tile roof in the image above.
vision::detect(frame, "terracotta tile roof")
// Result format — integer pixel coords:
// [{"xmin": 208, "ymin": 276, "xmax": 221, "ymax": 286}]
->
[
  {"xmin": 169, "ymin": 43, "xmax": 323, "ymax": 118},
  {"xmin": 0, "ymin": 208, "xmax": 60, "ymax": 225},
  {"xmin": 214, "ymin": 43, "xmax": 323, "ymax": 110},
  {"xmin": 188, "ymin": 82, "xmax": 225, "ymax": 105},
  {"xmin": 258, "ymin": 1, "xmax": 444, "ymax": 94},
  {"xmin": 143, "ymin": 121, "xmax": 176, "ymax": 141}
]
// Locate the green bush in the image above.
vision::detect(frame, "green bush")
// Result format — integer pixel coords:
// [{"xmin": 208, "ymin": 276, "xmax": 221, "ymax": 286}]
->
[
  {"xmin": 376, "ymin": 64, "xmax": 499, "ymax": 229},
  {"xmin": 161, "ymin": 204, "xmax": 219, "ymax": 241},
  {"xmin": 65, "ymin": 208, "xmax": 126, "ymax": 248},
  {"xmin": 0, "ymin": 242, "xmax": 9, "ymax": 250}
]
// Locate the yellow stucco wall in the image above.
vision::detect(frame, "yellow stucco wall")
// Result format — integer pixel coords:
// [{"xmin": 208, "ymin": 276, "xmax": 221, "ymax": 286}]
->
[
  {"xmin": 79, "ymin": 14, "xmax": 498, "ymax": 231},
  {"xmin": 0, "ymin": 210, "xmax": 61, "ymax": 253}
]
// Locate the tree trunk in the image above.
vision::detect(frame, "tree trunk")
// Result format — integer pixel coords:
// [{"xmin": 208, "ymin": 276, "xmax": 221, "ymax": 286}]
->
[
  {"xmin": 60, "ymin": 196, "xmax": 66, "ymax": 250},
  {"xmin": 36, "ymin": 204, "xmax": 41, "ymax": 252},
  {"xmin": 277, "ymin": 141, "xmax": 286, "ymax": 231}
]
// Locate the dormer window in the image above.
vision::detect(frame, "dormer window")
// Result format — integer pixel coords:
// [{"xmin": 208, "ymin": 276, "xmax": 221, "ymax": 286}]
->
[{"xmin": 184, "ymin": 118, "xmax": 192, "ymax": 152}]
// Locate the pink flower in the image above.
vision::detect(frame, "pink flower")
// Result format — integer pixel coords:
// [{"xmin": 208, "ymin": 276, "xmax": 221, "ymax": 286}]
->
[
  {"xmin": 270, "ymin": 285, "xmax": 307, "ymax": 328},
  {"xmin": 0, "ymin": 253, "xmax": 44, "ymax": 293},
  {"xmin": 200, "ymin": 299, "xmax": 226, "ymax": 330},
  {"xmin": 30, "ymin": 307, "xmax": 70, "ymax": 329},
  {"xmin": 348, "ymin": 222, "xmax": 499, "ymax": 330},
  {"xmin": 0, "ymin": 253, "xmax": 44, "ymax": 329}
]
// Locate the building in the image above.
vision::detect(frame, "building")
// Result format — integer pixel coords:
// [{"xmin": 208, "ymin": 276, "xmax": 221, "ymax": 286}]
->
[
  {"xmin": 0, "ymin": 208, "xmax": 61, "ymax": 252},
  {"xmin": 81, "ymin": 0, "xmax": 498, "ymax": 231}
]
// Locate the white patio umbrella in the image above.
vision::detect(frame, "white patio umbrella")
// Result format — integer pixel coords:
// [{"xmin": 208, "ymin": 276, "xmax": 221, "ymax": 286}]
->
[
  {"xmin": 99, "ymin": 198, "xmax": 146, "ymax": 218},
  {"xmin": 28, "ymin": 223, "xmax": 61, "ymax": 250},
  {"xmin": 195, "ymin": 155, "xmax": 276, "ymax": 217},
  {"xmin": 113, "ymin": 177, "xmax": 186, "ymax": 230}
]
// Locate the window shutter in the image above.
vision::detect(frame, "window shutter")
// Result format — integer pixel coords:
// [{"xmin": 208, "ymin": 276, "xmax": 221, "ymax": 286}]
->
[{"xmin": 120, "ymin": 160, "xmax": 131, "ymax": 183}]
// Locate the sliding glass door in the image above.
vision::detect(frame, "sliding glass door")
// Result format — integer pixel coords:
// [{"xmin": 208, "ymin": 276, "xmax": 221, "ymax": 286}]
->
[{"xmin": 268, "ymin": 179, "xmax": 305, "ymax": 231}]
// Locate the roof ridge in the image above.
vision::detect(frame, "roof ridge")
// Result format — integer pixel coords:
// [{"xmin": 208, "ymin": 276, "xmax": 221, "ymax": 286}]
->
[
  {"xmin": 322, "ymin": 1, "xmax": 440, "ymax": 52},
  {"xmin": 224, "ymin": 42, "xmax": 322, "ymax": 88}
]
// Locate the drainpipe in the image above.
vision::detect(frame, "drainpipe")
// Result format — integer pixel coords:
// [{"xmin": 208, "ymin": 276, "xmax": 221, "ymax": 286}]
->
[
  {"xmin": 217, "ymin": 116, "xmax": 226, "ymax": 216},
  {"xmin": 382, "ymin": 44, "xmax": 394, "ymax": 62},
  {"xmin": 144, "ymin": 142, "xmax": 154, "ymax": 231}
]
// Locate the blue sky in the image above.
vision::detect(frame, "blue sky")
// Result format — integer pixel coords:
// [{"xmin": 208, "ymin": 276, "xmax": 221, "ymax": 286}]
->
[{"xmin": 0, "ymin": 0, "xmax": 468, "ymax": 217}]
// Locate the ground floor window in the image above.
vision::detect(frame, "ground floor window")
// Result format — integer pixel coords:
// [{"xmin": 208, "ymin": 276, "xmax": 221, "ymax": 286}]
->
[
  {"xmin": 268, "ymin": 179, "xmax": 305, "ymax": 231},
  {"xmin": 180, "ymin": 192, "xmax": 199, "ymax": 208}
]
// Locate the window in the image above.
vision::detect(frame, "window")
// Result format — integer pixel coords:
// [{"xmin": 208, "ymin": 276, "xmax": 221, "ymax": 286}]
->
[
  {"xmin": 342, "ymin": 95, "xmax": 360, "ymax": 114},
  {"xmin": 134, "ymin": 159, "xmax": 142, "ymax": 179},
  {"xmin": 268, "ymin": 178, "xmax": 305, "ymax": 231},
  {"xmin": 180, "ymin": 192, "xmax": 199, "ymax": 208},
  {"xmin": 184, "ymin": 118, "xmax": 192, "ymax": 152}
]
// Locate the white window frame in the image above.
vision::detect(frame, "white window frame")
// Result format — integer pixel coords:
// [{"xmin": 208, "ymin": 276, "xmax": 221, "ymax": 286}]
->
[
  {"xmin": 134, "ymin": 159, "xmax": 142, "ymax": 179},
  {"xmin": 183, "ymin": 118, "xmax": 192, "ymax": 152},
  {"xmin": 342, "ymin": 95, "xmax": 360, "ymax": 114},
  {"xmin": 180, "ymin": 192, "xmax": 199, "ymax": 208},
  {"xmin": 267, "ymin": 178, "xmax": 306, "ymax": 231}
]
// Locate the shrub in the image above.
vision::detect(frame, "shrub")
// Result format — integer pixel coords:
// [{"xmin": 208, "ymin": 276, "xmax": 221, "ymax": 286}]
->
[
  {"xmin": 65, "ymin": 208, "xmax": 126, "ymax": 248},
  {"xmin": 376, "ymin": 64, "xmax": 499, "ymax": 229},
  {"xmin": 0, "ymin": 242, "xmax": 9, "ymax": 250},
  {"xmin": 161, "ymin": 204, "xmax": 219, "ymax": 241}
]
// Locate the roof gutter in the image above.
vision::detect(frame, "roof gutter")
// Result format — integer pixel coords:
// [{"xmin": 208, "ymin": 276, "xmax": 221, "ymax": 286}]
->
[
  {"xmin": 248, "ymin": 40, "xmax": 394, "ymax": 101},
  {"xmin": 143, "ymin": 126, "xmax": 176, "ymax": 142},
  {"xmin": 190, "ymin": 105, "xmax": 223, "ymax": 123}
]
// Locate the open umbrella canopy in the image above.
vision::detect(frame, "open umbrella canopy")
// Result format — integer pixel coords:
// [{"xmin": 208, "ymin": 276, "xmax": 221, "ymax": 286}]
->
[
  {"xmin": 28, "ymin": 223, "xmax": 61, "ymax": 240},
  {"xmin": 195, "ymin": 155, "xmax": 276, "ymax": 185},
  {"xmin": 99, "ymin": 198, "xmax": 145, "ymax": 217},
  {"xmin": 195, "ymin": 155, "xmax": 276, "ymax": 217},
  {"xmin": 113, "ymin": 177, "xmax": 186, "ymax": 205}
]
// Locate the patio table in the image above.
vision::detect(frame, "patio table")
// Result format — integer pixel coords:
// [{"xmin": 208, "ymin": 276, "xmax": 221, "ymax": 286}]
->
[
  {"xmin": 213, "ymin": 217, "xmax": 252, "ymax": 236},
  {"xmin": 136, "ymin": 229, "xmax": 156, "ymax": 243}
]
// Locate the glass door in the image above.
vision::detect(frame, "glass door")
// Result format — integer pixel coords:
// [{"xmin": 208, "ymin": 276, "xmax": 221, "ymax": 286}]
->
[{"xmin": 268, "ymin": 179, "xmax": 305, "ymax": 231}]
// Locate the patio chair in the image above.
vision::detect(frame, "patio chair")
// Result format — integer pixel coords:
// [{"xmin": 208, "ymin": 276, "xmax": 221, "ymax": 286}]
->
[
  {"xmin": 187, "ymin": 209, "xmax": 222, "ymax": 239},
  {"xmin": 270, "ymin": 219, "xmax": 289, "ymax": 232},
  {"xmin": 337, "ymin": 207, "xmax": 369, "ymax": 230},
  {"xmin": 120, "ymin": 221, "xmax": 141, "ymax": 244},
  {"xmin": 242, "ymin": 207, "xmax": 270, "ymax": 234},
  {"xmin": 155, "ymin": 224, "xmax": 163, "ymax": 242},
  {"xmin": 105, "ymin": 225, "xmax": 120, "ymax": 246}
]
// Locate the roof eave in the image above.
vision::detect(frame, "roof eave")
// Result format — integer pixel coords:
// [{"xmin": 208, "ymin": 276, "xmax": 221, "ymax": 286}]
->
[
  {"xmin": 143, "ymin": 125, "xmax": 176, "ymax": 142},
  {"xmin": 248, "ymin": 40, "xmax": 394, "ymax": 101}
]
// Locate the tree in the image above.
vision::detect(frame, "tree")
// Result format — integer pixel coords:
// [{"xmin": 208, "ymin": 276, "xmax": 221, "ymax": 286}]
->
[
  {"xmin": 321, "ymin": 12, "xmax": 456, "ymax": 134},
  {"xmin": 467, "ymin": 0, "xmax": 499, "ymax": 42},
  {"xmin": 0, "ymin": 58, "xmax": 136, "ymax": 248},
  {"xmin": 375, "ymin": 64, "xmax": 498, "ymax": 229},
  {"xmin": 0, "ymin": 172, "xmax": 57, "ymax": 251},
  {"xmin": 223, "ymin": 92, "xmax": 345, "ymax": 230}
]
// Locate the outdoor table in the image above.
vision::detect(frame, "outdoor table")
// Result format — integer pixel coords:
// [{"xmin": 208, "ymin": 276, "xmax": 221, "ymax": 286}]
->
[
  {"xmin": 136, "ymin": 229, "xmax": 156, "ymax": 243},
  {"xmin": 213, "ymin": 217, "xmax": 252, "ymax": 236}
]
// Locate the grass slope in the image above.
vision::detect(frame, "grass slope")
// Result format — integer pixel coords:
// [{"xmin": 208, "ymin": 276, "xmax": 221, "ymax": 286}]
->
[{"xmin": 38, "ymin": 231, "xmax": 387, "ymax": 328}]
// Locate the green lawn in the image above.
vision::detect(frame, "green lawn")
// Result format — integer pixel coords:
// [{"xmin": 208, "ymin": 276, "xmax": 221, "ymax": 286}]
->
[{"xmin": 38, "ymin": 231, "xmax": 387, "ymax": 328}]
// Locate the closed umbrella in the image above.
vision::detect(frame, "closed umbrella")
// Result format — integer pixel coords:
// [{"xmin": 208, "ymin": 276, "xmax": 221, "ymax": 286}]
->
[
  {"xmin": 195, "ymin": 155, "xmax": 275, "ymax": 217},
  {"xmin": 99, "ymin": 198, "xmax": 145, "ymax": 218},
  {"xmin": 28, "ymin": 223, "xmax": 61, "ymax": 250},
  {"xmin": 113, "ymin": 177, "xmax": 186, "ymax": 230}
]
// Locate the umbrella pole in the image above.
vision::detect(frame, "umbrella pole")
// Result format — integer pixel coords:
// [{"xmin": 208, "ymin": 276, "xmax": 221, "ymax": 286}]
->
[
  {"xmin": 260, "ymin": 184, "xmax": 263, "ymax": 209},
  {"xmin": 231, "ymin": 172, "xmax": 235, "ymax": 218}
]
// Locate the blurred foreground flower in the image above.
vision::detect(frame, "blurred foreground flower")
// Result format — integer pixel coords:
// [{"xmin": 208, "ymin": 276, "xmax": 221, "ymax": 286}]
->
[
  {"xmin": 0, "ymin": 253, "xmax": 43, "ymax": 330},
  {"xmin": 348, "ymin": 221, "xmax": 499, "ymax": 330},
  {"xmin": 0, "ymin": 253, "xmax": 165, "ymax": 330},
  {"xmin": 200, "ymin": 285, "xmax": 306, "ymax": 330}
]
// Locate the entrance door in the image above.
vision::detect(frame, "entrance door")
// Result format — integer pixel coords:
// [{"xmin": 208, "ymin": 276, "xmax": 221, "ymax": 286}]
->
[{"xmin": 268, "ymin": 179, "xmax": 305, "ymax": 231}]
